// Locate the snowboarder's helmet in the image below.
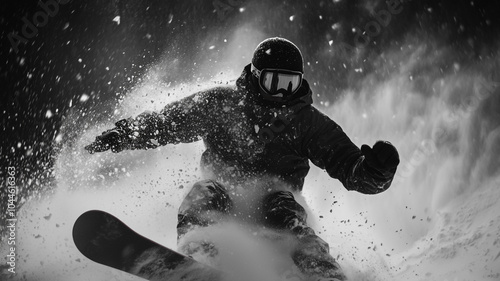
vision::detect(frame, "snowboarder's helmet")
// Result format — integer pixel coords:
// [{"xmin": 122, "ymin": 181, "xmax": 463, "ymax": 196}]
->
[{"xmin": 251, "ymin": 37, "xmax": 304, "ymax": 103}]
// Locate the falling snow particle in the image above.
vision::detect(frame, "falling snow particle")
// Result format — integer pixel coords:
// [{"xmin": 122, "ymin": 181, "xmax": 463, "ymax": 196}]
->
[
  {"xmin": 113, "ymin": 16, "xmax": 121, "ymax": 25},
  {"xmin": 80, "ymin": 94, "xmax": 89, "ymax": 102},
  {"xmin": 289, "ymin": 15, "xmax": 295, "ymax": 21},
  {"xmin": 55, "ymin": 134, "xmax": 63, "ymax": 143},
  {"xmin": 209, "ymin": 45, "xmax": 215, "ymax": 50},
  {"xmin": 46, "ymin": 110, "xmax": 53, "ymax": 118}
]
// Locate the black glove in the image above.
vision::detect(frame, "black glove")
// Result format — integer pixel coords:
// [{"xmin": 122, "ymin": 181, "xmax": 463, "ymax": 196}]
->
[
  {"xmin": 85, "ymin": 118, "xmax": 134, "ymax": 154},
  {"xmin": 85, "ymin": 128, "xmax": 129, "ymax": 154},
  {"xmin": 361, "ymin": 141, "xmax": 400, "ymax": 173}
]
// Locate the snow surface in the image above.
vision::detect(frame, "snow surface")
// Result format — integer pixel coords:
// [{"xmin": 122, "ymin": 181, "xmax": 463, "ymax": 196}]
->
[{"xmin": 2, "ymin": 32, "xmax": 500, "ymax": 281}]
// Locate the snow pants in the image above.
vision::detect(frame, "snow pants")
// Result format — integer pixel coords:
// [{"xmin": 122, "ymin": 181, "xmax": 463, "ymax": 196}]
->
[
  {"xmin": 176, "ymin": 179, "xmax": 345, "ymax": 280},
  {"xmin": 176, "ymin": 179, "xmax": 315, "ymax": 239}
]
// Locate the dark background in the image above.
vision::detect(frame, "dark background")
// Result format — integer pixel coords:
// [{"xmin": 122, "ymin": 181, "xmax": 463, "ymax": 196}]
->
[{"xmin": 1, "ymin": 0, "xmax": 499, "ymax": 219}]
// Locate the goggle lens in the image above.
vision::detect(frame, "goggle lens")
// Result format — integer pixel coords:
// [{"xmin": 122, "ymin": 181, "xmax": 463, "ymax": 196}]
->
[{"xmin": 261, "ymin": 71, "xmax": 302, "ymax": 96}]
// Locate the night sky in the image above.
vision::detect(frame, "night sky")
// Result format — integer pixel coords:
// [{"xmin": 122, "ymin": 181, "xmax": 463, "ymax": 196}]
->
[{"xmin": 1, "ymin": 0, "xmax": 499, "ymax": 218}]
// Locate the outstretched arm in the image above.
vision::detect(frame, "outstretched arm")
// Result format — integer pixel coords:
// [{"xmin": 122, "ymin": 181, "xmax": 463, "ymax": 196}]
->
[
  {"xmin": 85, "ymin": 87, "xmax": 224, "ymax": 153},
  {"xmin": 301, "ymin": 109, "xmax": 399, "ymax": 194}
]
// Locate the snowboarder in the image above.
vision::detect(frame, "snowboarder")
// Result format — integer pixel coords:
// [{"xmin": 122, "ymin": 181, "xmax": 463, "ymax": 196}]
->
[{"xmin": 85, "ymin": 37, "xmax": 400, "ymax": 280}]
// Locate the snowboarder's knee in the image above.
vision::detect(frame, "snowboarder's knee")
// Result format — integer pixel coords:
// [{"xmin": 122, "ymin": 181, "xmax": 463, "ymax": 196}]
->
[
  {"xmin": 178, "ymin": 179, "xmax": 233, "ymax": 219},
  {"xmin": 191, "ymin": 179, "xmax": 227, "ymax": 197},
  {"xmin": 262, "ymin": 191, "xmax": 308, "ymax": 230}
]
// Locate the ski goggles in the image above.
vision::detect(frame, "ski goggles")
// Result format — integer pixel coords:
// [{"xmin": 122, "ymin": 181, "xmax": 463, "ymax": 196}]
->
[{"xmin": 251, "ymin": 64, "xmax": 303, "ymax": 98}]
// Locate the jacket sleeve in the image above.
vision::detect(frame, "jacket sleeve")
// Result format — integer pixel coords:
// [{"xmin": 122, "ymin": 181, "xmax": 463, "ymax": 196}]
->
[
  {"xmin": 116, "ymin": 87, "xmax": 224, "ymax": 150},
  {"xmin": 300, "ymin": 108, "xmax": 394, "ymax": 194}
]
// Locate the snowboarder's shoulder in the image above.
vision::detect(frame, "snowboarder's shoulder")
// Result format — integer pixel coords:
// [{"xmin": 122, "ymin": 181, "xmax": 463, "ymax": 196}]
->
[
  {"xmin": 196, "ymin": 85, "xmax": 239, "ymax": 99},
  {"xmin": 294, "ymin": 104, "xmax": 323, "ymax": 119},
  {"xmin": 195, "ymin": 85, "xmax": 245, "ymax": 105},
  {"xmin": 200, "ymin": 86, "xmax": 238, "ymax": 96},
  {"xmin": 310, "ymin": 105, "xmax": 336, "ymax": 119},
  {"xmin": 294, "ymin": 105, "xmax": 340, "ymax": 127}
]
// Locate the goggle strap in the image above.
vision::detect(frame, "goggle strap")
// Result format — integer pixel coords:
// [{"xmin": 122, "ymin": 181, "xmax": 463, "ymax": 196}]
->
[{"xmin": 251, "ymin": 64, "xmax": 261, "ymax": 78}]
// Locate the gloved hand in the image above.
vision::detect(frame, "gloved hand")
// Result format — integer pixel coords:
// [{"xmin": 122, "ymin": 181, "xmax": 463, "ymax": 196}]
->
[
  {"xmin": 361, "ymin": 141, "xmax": 400, "ymax": 173},
  {"xmin": 84, "ymin": 128, "xmax": 129, "ymax": 154},
  {"xmin": 85, "ymin": 118, "xmax": 135, "ymax": 154}
]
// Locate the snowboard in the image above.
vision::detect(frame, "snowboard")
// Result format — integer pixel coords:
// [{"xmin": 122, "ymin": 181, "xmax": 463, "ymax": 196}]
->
[{"xmin": 72, "ymin": 210, "xmax": 223, "ymax": 281}]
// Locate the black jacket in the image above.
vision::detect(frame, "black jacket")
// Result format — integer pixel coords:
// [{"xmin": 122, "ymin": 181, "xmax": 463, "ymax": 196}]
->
[{"xmin": 117, "ymin": 64, "xmax": 395, "ymax": 193}]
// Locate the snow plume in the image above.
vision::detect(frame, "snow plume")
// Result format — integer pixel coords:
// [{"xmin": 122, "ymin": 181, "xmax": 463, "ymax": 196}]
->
[
  {"xmin": 0, "ymin": 83, "xmax": 204, "ymax": 280},
  {"xmin": 303, "ymin": 38, "xmax": 500, "ymax": 280},
  {"xmin": 0, "ymin": 26, "xmax": 272, "ymax": 281},
  {"xmin": 177, "ymin": 223, "xmax": 304, "ymax": 281}
]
